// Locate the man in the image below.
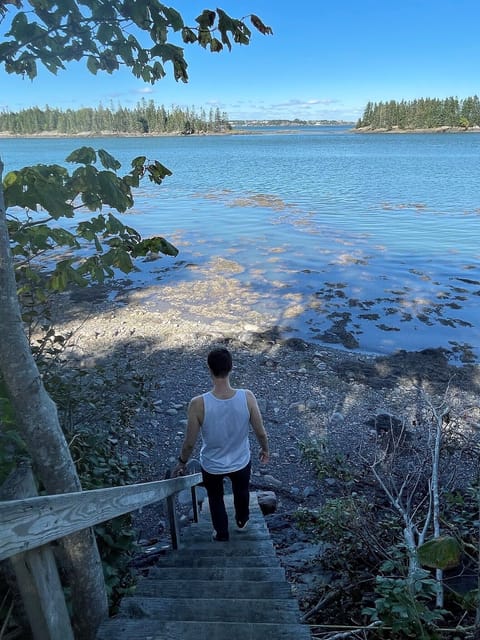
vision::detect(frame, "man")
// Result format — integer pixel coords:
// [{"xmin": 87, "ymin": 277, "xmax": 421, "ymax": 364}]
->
[{"xmin": 173, "ymin": 347, "xmax": 269, "ymax": 541}]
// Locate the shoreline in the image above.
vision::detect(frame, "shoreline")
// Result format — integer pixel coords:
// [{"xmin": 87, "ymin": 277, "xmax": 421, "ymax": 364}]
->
[
  {"xmin": 0, "ymin": 129, "xmax": 244, "ymax": 139},
  {"xmin": 2, "ymin": 124, "xmax": 480, "ymax": 138},
  {"xmin": 354, "ymin": 124, "xmax": 480, "ymax": 134}
]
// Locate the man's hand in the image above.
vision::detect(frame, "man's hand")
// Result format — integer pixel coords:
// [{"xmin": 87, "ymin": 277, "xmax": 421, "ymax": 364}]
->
[
  {"xmin": 172, "ymin": 463, "xmax": 186, "ymax": 477},
  {"xmin": 259, "ymin": 449, "xmax": 270, "ymax": 464}
]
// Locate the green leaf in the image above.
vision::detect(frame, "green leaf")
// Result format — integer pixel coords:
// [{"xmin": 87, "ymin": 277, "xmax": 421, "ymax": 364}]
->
[
  {"xmin": 8, "ymin": 10, "xmax": 28, "ymax": 36},
  {"xmin": 418, "ymin": 536, "xmax": 462, "ymax": 570},
  {"xmin": 181, "ymin": 27, "xmax": 197, "ymax": 44},
  {"xmin": 161, "ymin": 6, "xmax": 184, "ymax": 31},
  {"xmin": 97, "ymin": 171, "xmax": 131, "ymax": 211},
  {"xmin": 126, "ymin": 0, "xmax": 150, "ymax": 28},
  {"xmin": 210, "ymin": 38, "xmax": 223, "ymax": 53},
  {"xmin": 131, "ymin": 156, "xmax": 147, "ymax": 170},
  {"xmin": 250, "ymin": 15, "xmax": 273, "ymax": 36},
  {"xmin": 49, "ymin": 227, "xmax": 80, "ymax": 248},
  {"xmin": 145, "ymin": 160, "xmax": 172, "ymax": 184},
  {"xmin": 195, "ymin": 9, "xmax": 216, "ymax": 28},
  {"xmin": 133, "ymin": 236, "xmax": 178, "ymax": 257},
  {"xmin": 151, "ymin": 60, "xmax": 165, "ymax": 81},
  {"xmin": 97, "ymin": 22, "xmax": 114, "ymax": 44},
  {"xmin": 197, "ymin": 27, "xmax": 211, "ymax": 49},
  {"xmin": 3, "ymin": 170, "xmax": 20, "ymax": 188},
  {"xmin": 98, "ymin": 149, "xmax": 121, "ymax": 171},
  {"xmin": 112, "ymin": 248, "xmax": 134, "ymax": 274},
  {"xmin": 87, "ymin": 55, "xmax": 100, "ymax": 75},
  {"xmin": 66, "ymin": 146, "xmax": 97, "ymax": 165},
  {"xmin": 105, "ymin": 213, "xmax": 127, "ymax": 236}
]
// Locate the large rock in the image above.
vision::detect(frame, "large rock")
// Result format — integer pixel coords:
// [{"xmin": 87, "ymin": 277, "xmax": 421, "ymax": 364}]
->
[{"xmin": 257, "ymin": 491, "xmax": 277, "ymax": 514}]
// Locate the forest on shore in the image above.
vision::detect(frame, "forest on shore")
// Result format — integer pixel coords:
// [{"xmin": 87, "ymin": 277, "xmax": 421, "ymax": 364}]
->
[
  {"xmin": 0, "ymin": 99, "xmax": 231, "ymax": 135},
  {"xmin": 356, "ymin": 95, "xmax": 480, "ymax": 131},
  {"xmin": 4, "ymin": 95, "xmax": 480, "ymax": 136}
]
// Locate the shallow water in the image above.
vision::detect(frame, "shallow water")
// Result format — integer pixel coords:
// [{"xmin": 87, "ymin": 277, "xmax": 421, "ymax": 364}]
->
[{"xmin": 2, "ymin": 127, "xmax": 479, "ymax": 362}]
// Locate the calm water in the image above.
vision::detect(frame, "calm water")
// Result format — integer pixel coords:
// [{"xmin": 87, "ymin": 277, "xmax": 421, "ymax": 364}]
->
[{"xmin": 2, "ymin": 127, "xmax": 480, "ymax": 362}]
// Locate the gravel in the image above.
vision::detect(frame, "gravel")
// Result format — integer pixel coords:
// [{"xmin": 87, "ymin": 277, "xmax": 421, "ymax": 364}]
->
[{"xmin": 50, "ymin": 281, "xmax": 480, "ymax": 569}]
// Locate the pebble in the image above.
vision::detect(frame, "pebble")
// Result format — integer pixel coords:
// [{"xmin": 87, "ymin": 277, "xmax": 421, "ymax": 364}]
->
[{"xmin": 290, "ymin": 402, "xmax": 306, "ymax": 413}]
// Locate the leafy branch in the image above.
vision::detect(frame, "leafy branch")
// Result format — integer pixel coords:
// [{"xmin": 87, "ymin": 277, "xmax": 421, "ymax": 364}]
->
[
  {"xmin": 1, "ymin": 3, "xmax": 272, "ymax": 81},
  {"xmin": 4, "ymin": 146, "xmax": 178, "ymax": 291}
]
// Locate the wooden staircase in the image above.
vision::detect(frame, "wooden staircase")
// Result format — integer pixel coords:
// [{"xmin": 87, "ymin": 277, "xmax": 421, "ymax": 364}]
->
[{"xmin": 96, "ymin": 492, "xmax": 311, "ymax": 639}]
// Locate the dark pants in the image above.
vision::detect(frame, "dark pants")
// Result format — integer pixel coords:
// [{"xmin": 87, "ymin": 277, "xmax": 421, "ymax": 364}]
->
[{"xmin": 201, "ymin": 461, "xmax": 251, "ymax": 539}]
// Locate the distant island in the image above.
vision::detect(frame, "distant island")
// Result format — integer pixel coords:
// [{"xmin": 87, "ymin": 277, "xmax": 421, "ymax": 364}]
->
[
  {"xmin": 231, "ymin": 119, "xmax": 354, "ymax": 127},
  {"xmin": 0, "ymin": 101, "xmax": 354, "ymax": 137},
  {"xmin": 0, "ymin": 101, "xmax": 232, "ymax": 137},
  {"xmin": 356, "ymin": 95, "xmax": 480, "ymax": 132}
]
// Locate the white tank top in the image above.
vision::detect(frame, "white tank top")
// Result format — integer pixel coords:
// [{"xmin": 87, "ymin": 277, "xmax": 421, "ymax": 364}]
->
[{"xmin": 200, "ymin": 389, "xmax": 251, "ymax": 474}]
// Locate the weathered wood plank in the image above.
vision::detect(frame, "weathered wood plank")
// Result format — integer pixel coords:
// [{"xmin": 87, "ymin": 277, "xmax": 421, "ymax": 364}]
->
[
  {"xmin": 0, "ymin": 473, "xmax": 201, "ymax": 561},
  {"xmin": 10, "ymin": 547, "xmax": 74, "ymax": 640},
  {"xmin": 1, "ymin": 465, "xmax": 74, "ymax": 640}
]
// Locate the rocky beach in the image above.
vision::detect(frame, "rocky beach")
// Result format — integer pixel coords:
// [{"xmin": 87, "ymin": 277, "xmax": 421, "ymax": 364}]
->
[{"xmin": 50, "ymin": 274, "xmax": 480, "ymax": 616}]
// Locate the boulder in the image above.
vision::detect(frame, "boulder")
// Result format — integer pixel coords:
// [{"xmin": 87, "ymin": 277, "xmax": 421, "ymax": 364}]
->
[{"xmin": 257, "ymin": 490, "xmax": 278, "ymax": 514}]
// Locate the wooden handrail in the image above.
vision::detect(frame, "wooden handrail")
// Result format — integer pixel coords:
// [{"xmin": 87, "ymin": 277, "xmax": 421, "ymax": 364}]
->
[{"xmin": 0, "ymin": 472, "xmax": 202, "ymax": 562}]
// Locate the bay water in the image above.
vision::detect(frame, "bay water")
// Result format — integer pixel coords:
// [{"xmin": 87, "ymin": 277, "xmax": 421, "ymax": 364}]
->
[{"xmin": 1, "ymin": 127, "xmax": 479, "ymax": 362}]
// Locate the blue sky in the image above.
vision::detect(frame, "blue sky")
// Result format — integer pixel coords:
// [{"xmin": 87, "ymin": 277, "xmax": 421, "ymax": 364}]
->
[{"xmin": 1, "ymin": 1, "xmax": 480, "ymax": 121}]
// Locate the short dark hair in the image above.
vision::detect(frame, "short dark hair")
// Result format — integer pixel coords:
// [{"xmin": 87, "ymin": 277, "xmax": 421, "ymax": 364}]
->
[{"xmin": 207, "ymin": 347, "xmax": 233, "ymax": 378}]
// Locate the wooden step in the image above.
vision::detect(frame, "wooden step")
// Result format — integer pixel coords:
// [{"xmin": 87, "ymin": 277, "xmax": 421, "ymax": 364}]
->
[
  {"xmin": 119, "ymin": 596, "xmax": 302, "ymax": 623},
  {"xmin": 97, "ymin": 620, "xmax": 312, "ymax": 640},
  {"xmin": 134, "ymin": 578, "xmax": 293, "ymax": 599},
  {"xmin": 144, "ymin": 565, "xmax": 286, "ymax": 581},
  {"xmin": 161, "ymin": 539, "xmax": 278, "ymax": 556},
  {"xmin": 151, "ymin": 553, "xmax": 280, "ymax": 568},
  {"xmin": 95, "ymin": 492, "xmax": 311, "ymax": 640}
]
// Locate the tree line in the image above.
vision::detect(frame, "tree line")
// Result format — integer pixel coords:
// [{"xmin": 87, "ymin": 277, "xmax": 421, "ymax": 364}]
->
[
  {"xmin": 0, "ymin": 99, "xmax": 231, "ymax": 135},
  {"xmin": 356, "ymin": 95, "xmax": 480, "ymax": 130}
]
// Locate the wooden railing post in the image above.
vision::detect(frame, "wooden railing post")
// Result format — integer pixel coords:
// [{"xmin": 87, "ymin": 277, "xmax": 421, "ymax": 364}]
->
[
  {"xmin": 191, "ymin": 485, "xmax": 199, "ymax": 523},
  {"xmin": 164, "ymin": 468, "xmax": 180, "ymax": 550},
  {"xmin": 0, "ymin": 464, "xmax": 74, "ymax": 640},
  {"xmin": 186, "ymin": 459, "xmax": 202, "ymax": 524},
  {"xmin": 165, "ymin": 461, "xmax": 203, "ymax": 548}
]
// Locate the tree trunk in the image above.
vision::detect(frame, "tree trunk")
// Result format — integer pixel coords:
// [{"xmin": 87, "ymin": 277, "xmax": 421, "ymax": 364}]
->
[{"xmin": 0, "ymin": 158, "xmax": 108, "ymax": 639}]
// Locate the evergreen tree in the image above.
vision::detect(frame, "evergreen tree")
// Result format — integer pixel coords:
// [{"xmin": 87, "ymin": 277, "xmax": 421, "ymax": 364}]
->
[
  {"xmin": 356, "ymin": 96, "xmax": 480, "ymax": 130},
  {"xmin": 0, "ymin": 102, "xmax": 231, "ymax": 135}
]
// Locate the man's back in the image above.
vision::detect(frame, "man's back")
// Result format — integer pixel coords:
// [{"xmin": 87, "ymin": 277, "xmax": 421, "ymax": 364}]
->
[{"xmin": 200, "ymin": 389, "xmax": 250, "ymax": 473}]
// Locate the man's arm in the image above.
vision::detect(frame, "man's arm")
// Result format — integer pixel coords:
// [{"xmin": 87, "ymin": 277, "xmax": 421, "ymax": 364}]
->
[
  {"xmin": 246, "ymin": 389, "xmax": 269, "ymax": 463},
  {"xmin": 172, "ymin": 395, "xmax": 203, "ymax": 476}
]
